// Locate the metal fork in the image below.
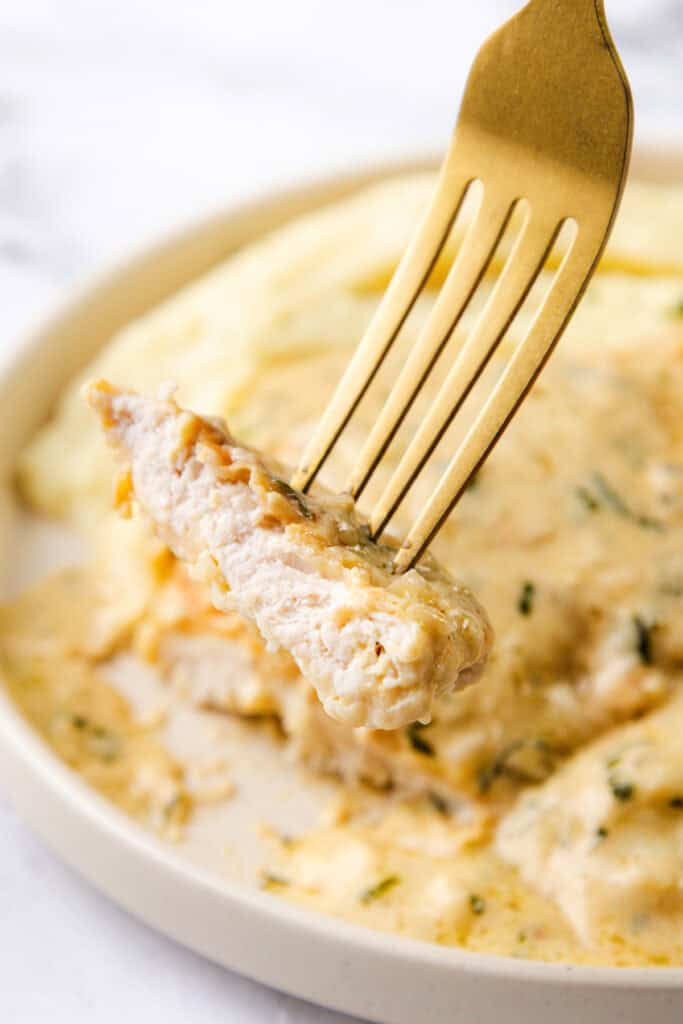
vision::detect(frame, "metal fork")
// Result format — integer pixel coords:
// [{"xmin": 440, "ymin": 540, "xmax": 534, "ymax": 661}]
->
[{"xmin": 291, "ymin": 0, "xmax": 633, "ymax": 573}]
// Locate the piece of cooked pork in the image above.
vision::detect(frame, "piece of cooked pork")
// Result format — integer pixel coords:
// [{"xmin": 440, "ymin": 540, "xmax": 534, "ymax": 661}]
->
[{"xmin": 86, "ymin": 380, "xmax": 491, "ymax": 730}]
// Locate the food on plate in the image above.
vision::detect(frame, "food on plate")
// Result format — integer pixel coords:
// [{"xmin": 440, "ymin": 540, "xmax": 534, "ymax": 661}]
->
[
  {"xmin": 4, "ymin": 171, "xmax": 683, "ymax": 965},
  {"xmin": 86, "ymin": 380, "xmax": 491, "ymax": 730},
  {"xmin": 497, "ymin": 695, "xmax": 683, "ymax": 954}
]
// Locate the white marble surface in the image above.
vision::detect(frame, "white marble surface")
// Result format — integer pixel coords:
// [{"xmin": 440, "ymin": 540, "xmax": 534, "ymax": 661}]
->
[{"xmin": 0, "ymin": 2, "xmax": 682, "ymax": 1020}]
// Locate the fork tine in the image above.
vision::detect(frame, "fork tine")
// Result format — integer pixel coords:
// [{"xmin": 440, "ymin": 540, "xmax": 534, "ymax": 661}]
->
[
  {"xmin": 290, "ymin": 163, "xmax": 473, "ymax": 493},
  {"xmin": 345, "ymin": 192, "xmax": 516, "ymax": 500},
  {"xmin": 393, "ymin": 231, "xmax": 596, "ymax": 573},
  {"xmin": 370, "ymin": 213, "xmax": 560, "ymax": 539}
]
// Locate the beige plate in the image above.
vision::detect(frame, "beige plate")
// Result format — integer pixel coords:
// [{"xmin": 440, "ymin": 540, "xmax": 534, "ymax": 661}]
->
[{"xmin": 1, "ymin": 150, "xmax": 683, "ymax": 1024}]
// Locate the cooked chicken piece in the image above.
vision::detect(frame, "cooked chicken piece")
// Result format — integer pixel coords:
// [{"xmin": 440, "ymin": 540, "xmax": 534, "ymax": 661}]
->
[
  {"xmin": 130, "ymin": 559, "xmax": 296, "ymax": 717},
  {"xmin": 496, "ymin": 695, "xmax": 683, "ymax": 951},
  {"xmin": 86, "ymin": 380, "xmax": 491, "ymax": 730}
]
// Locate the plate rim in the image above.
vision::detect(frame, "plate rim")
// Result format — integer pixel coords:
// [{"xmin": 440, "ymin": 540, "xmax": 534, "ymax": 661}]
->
[{"xmin": 2, "ymin": 146, "xmax": 683, "ymax": 1022}]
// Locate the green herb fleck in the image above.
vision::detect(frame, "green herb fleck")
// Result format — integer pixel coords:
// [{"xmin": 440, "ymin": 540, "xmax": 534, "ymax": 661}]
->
[
  {"xmin": 469, "ymin": 894, "xmax": 486, "ymax": 915},
  {"xmin": 592, "ymin": 473, "xmax": 629, "ymax": 515},
  {"xmin": 406, "ymin": 722, "xmax": 435, "ymax": 757},
  {"xmin": 590, "ymin": 473, "xmax": 663, "ymax": 531},
  {"xmin": 576, "ymin": 486, "xmax": 600, "ymax": 512},
  {"xmin": 478, "ymin": 738, "xmax": 555, "ymax": 793},
  {"xmin": 609, "ymin": 777, "xmax": 635, "ymax": 802},
  {"xmin": 671, "ymin": 298, "xmax": 683, "ymax": 319},
  {"xmin": 596, "ymin": 826, "xmax": 609, "ymax": 839},
  {"xmin": 360, "ymin": 875, "xmax": 401, "ymax": 905},
  {"xmin": 633, "ymin": 615, "xmax": 655, "ymax": 665},
  {"xmin": 69, "ymin": 714, "xmax": 121, "ymax": 761},
  {"xmin": 271, "ymin": 478, "xmax": 313, "ymax": 519},
  {"xmin": 517, "ymin": 930, "xmax": 527, "ymax": 944},
  {"xmin": 669, "ymin": 796, "xmax": 683, "ymax": 809},
  {"xmin": 427, "ymin": 791, "xmax": 449, "ymax": 816},
  {"xmin": 518, "ymin": 581, "xmax": 535, "ymax": 617}
]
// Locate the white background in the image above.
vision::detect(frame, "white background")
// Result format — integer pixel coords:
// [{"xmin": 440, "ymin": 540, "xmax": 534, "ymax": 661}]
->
[{"xmin": 1, "ymin": 2, "xmax": 682, "ymax": 1020}]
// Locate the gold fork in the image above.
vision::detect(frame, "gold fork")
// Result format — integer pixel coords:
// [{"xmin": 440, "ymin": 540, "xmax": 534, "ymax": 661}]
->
[{"xmin": 292, "ymin": 0, "xmax": 633, "ymax": 572}]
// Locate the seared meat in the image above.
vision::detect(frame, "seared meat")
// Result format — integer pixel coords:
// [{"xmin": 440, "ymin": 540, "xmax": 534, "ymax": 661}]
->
[{"xmin": 87, "ymin": 380, "xmax": 491, "ymax": 730}]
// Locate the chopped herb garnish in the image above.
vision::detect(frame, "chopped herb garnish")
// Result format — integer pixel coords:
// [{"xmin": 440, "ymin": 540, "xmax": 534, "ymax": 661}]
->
[
  {"xmin": 517, "ymin": 581, "xmax": 535, "ymax": 616},
  {"xmin": 596, "ymin": 826, "xmax": 609, "ymax": 839},
  {"xmin": 271, "ymin": 478, "xmax": 313, "ymax": 519},
  {"xmin": 576, "ymin": 485, "xmax": 600, "ymax": 512},
  {"xmin": 427, "ymin": 791, "xmax": 449, "ymax": 816},
  {"xmin": 609, "ymin": 777, "xmax": 635, "ymax": 802},
  {"xmin": 517, "ymin": 930, "xmax": 527, "ymax": 944},
  {"xmin": 672, "ymin": 298, "xmax": 683, "ymax": 319},
  {"xmin": 406, "ymin": 722, "xmax": 435, "ymax": 757},
  {"xmin": 478, "ymin": 738, "xmax": 555, "ymax": 793},
  {"xmin": 69, "ymin": 715, "xmax": 121, "ymax": 761},
  {"xmin": 590, "ymin": 473, "xmax": 663, "ymax": 532},
  {"xmin": 592, "ymin": 473, "xmax": 630, "ymax": 516},
  {"xmin": 469, "ymin": 894, "xmax": 486, "ymax": 915},
  {"xmin": 360, "ymin": 875, "xmax": 401, "ymax": 904},
  {"xmin": 669, "ymin": 796, "xmax": 683, "ymax": 809},
  {"xmin": 633, "ymin": 615, "xmax": 655, "ymax": 665}
]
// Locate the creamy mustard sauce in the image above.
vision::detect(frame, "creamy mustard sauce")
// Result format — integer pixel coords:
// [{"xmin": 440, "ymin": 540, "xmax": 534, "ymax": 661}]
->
[
  {"xmin": 0, "ymin": 568, "xmax": 193, "ymax": 837},
  {"xmin": 6, "ymin": 173, "xmax": 683, "ymax": 964},
  {"xmin": 242, "ymin": 315, "xmax": 683, "ymax": 966}
]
